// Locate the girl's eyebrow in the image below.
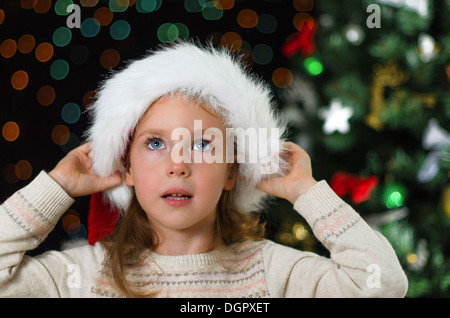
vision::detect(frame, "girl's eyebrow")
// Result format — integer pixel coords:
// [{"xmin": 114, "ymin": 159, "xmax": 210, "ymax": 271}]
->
[{"xmin": 135, "ymin": 128, "xmax": 167, "ymax": 139}]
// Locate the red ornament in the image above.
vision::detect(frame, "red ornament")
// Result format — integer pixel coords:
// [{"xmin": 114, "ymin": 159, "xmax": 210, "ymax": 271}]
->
[
  {"xmin": 330, "ymin": 172, "xmax": 379, "ymax": 204},
  {"xmin": 282, "ymin": 21, "xmax": 317, "ymax": 58}
]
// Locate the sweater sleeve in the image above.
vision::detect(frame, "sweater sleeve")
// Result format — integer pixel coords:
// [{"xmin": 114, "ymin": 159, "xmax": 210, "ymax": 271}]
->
[
  {"xmin": 0, "ymin": 171, "xmax": 101, "ymax": 297},
  {"xmin": 263, "ymin": 180, "xmax": 409, "ymax": 298}
]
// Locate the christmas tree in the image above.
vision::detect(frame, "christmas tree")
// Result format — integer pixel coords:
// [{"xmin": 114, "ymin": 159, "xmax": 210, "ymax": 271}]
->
[{"xmin": 268, "ymin": 0, "xmax": 450, "ymax": 297}]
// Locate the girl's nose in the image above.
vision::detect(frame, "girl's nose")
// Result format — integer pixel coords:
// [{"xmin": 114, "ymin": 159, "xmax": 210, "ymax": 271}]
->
[{"xmin": 167, "ymin": 162, "xmax": 191, "ymax": 177}]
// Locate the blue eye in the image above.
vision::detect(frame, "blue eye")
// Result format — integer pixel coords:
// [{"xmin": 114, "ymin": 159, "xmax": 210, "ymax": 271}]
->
[
  {"xmin": 147, "ymin": 138, "xmax": 166, "ymax": 150},
  {"xmin": 193, "ymin": 139, "xmax": 212, "ymax": 151}
]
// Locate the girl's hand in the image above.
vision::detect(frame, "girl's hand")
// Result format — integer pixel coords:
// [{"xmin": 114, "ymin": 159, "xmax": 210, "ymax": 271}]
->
[
  {"xmin": 256, "ymin": 141, "xmax": 318, "ymax": 204},
  {"xmin": 48, "ymin": 142, "xmax": 123, "ymax": 197}
]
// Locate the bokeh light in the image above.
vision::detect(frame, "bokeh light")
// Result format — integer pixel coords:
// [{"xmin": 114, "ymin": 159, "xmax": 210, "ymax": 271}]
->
[
  {"xmin": 61, "ymin": 133, "xmax": 80, "ymax": 153},
  {"xmin": 252, "ymin": 43, "xmax": 273, "ymax": 65},
  {"xmin": 35, "ymin": 42, "xmax": 54, "ymax": 62},
  {"xmin": 217, "ymin": 0, "xmax": 234, "ymax": 10},
  {"xmin": 109, "ymin": 0, "xmax": 129, "ymax": 12},
  {"xmin": 202, "ymin": 1, "xmax": 223, "ymax": 20},
  {"xmin": 272, "ymin": 67, "xmax": 293, "ymax": 88},
  {"xmin": 303, "ymin": 56, "xmax": 323, "ymax": 76},
  {"xmin": 100, "ymin": 48, "xmax": 120, "ymax": 69},
  {"xmin": 37, "ymin": 85, "xmax": 56, "ymax": 106},
  {"xmin": 136, "ymin": 0, "xmax": 162, "ymax": 13},
  {"xmin": 50, "ymin": 59, "xmax": 70, "ymax": 80},
  {"xmin": 15, "ymin": 160, "xmax": 32, "ymax": 181},
  {"xmin": 157, "ymin": 23, "xmax": 184, "ymax": 43},
  {"xmin": 21, "ymin": 0, "xmax": 35, "ymax": 9},
  {"xmin": 61, "ymin": 103, "xmax": 81, "ymax": 124},
  {"xmin": 94, "ymin": 7, "xmax": 114, "ymax": 26},
  {"xmin": 53, "ymin": 27, "xmax": 72, "ymax": 47},
  {"xmin": 293, "ymin": 12, "xmax": 314, "ymax": 31},
  {"xmin": 34, "ymin": 0, "xmax": 52, "ymax": 13},
  {"xmin": 293, "ymin": 0, "xmax": 313, "ymax": 11},
  {"xmin": 1, "ymin": 39, "xmax": 17, "ymax": 58},
  {"xmin": 81, "ymin": 0, "xmax": 100, "ymax": 7},
  {"xmin": 11, "ymin": 70, "xmax": 29, "ymax": 90},
  {"xmin": 221, "ymin": 32, "xmax": 242, "ymax": 51},
  {"xmin": 81, "ymin": 18, "xmax": 101, "ymax": 38},
  {"xmin": 54, "ymin": 0, "xmax": 74, "ymax": 16},
  {"xmin": 18, "ymin": 34, "xmax": 35, "ymax": 54},
  {"xmin": 184, "ymin": 0, "xmax": 204, "ymax": 13},
  {"xmin": 0, "ymin": 9, "xmax": 4, "ymax": 25},
  {"xmin": 110, "ymin": 20, "xmax": 131, "ymax": 40},
  {"xmin": 256, "ymin": 13, "xmax": 277, "ymax": 34},
  {"xmin": 51, "ymin": 124, "xmax": 70, "ymax": 145},
  {"xmin": 237, "ymin": 9, "xmax": 258, "ymax": 28},
  {"xmin": 2, "ymin": 122, "xmax": 20, "ymax": 142}
]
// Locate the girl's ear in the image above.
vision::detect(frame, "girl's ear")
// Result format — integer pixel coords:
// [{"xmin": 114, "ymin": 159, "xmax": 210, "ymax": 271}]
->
[
  {"xmin": 224, "ymin": 163, "xmax": 238, "ymax": 191},
  {"xmin": 124, "ymin": 166, "xmax": 135, "ymax": 187}
]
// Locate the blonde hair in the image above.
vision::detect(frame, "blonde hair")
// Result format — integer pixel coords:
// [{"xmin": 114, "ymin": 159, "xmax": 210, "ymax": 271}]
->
[{"xmin": 100, "ymin": 92, "xmax": 266, "ymax": 297}]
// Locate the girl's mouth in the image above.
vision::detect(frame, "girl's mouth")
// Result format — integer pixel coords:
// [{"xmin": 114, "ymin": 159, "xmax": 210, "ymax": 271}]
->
[{"xmin": 162, "ymin": 194, "xmax": 193, "ymax": 207}]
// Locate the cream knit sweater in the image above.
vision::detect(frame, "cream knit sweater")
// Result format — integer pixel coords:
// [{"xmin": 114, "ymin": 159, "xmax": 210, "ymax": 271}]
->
[{"xmin": 0, "ymin": 171, "xmax": 408, "ymax": 297}]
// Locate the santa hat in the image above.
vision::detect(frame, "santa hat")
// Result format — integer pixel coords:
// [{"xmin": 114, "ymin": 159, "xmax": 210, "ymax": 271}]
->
[{"xmin": 86, "ymin": 41, "xmax": 289, "ymax": 244}]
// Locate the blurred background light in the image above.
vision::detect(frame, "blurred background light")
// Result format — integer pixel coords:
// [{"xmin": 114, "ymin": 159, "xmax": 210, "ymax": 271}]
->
[
  {"xmin": 109, "ymin": 0, "xmax": 129, "ymax": 12},
  {"xmin": 2, "ymin": 122, "xmax": 20, "ymax": 142},
  {"xmin": 110, "ymin": 20, "xmax": 131, "ymax": 40},
  {"xmin": 202, "ymin": 1, "xmax": 223, "ymax": 20},
  {"xmin": 272, "ymin": 67, "xmax": 293, "ymax": 88},
  {"xmin": 1, "ymin": 39, "xmax": 17, "ymax": 58},
  {"xmin": 53, "ymin": 27, "xmax": 72, "ymax": 47},
  {"xmin": 81, "ymin": 18, "xmax": 101, "ymax": 38},
  {"xmin": 94, "ymin": 7, "xmax": 114, "ymax": 26},
  {"xmin": 14, "ymin": 160, "xmax": 32, "ymax": 181},
  {"xmin": 303, "ymin": 56, "xmax": 323, "ymax": 76},
  {"xmin": 51, "ymin": 125, "xmax": 70, "ymax": 145},
  {"xmin": 184, "ymin": 0, "xmax": 204, "ymax": 13},
  {"xmin": 237, "ymin": 9, "xmax": 258, "ymax": 28},
  {"xmin": 61, "ymin": 103, "xmax": 81, "ymax": 124},
  {"xmin": 11, "ymin": 70, "xmax": 29, "ymax": 90},
  {"xmin": 100, "ymin": 48, "xmax": 120, "ymax": 69},
  {"xmin": 33, "ymin": 0, "xmax": 52, "ymax": 13},
  {"xmin": 35, "ymin": 42, "xmax": 54, "ymax": 62},
  {"xmin": 50, "ymin": 59, "xmax": 70, "ymax": 80},
  {"xmin": 256, "ymin": 13, "xmax": 277, "ymax": 34},
  {"xmin": 54, "ymin": 0, "xmax": 74, "ymax": 16},
  {"xmin": 37, "ymin": 85, "xmax": 56, "ymax": 106},
  {"xmin": 18, "ymin": 34, "xmax": 35, "ymax": 54},
  {"xmin": 81, "ymin": 0, "xmax": 100, "ymax": 7},
  {"xmin": 220, "ymin": 31, "xmax": 242, "ymax": 51},
  {"xmin": 252, "ymin": 43, "xmax": 273, "ymax": 65},
  {"xmin": 136, "ymin": 0, "xmax": 162, "ymax": 13}
]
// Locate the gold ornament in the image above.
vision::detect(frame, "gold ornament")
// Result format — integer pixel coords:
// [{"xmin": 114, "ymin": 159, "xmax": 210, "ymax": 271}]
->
[
  {"xmin": 366, "ymin": 62, "xmax": 408, "ymax": 131},
  {"xmin": 443, "ymin": 185, "xmax": 450, "ymax": 217}
]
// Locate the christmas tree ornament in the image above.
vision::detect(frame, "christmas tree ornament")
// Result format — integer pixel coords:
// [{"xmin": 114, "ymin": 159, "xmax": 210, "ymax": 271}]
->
[
  {"xmin": 417, "ymin": 118, "xmax": 450, "ymax": 183},
  {"xmin": 282, "ymin": 20, "xmax": 316, "ymax": 57},
  {"xmin": 417, "ymin": 33, "xmax": 439, "ymax": 63},
  {"xmin": 382, "ymin": 183, "xmax": 408, "ymax": 209},
  {"xmin": 318, "ymin": 99, "xmax": 354, "ymax": 135},
  {"xmin": 443, "ymin": 185, "xmax": 450, "ymax": 217},
  {"xmin": 344, "ymin": 24, "xmax": 365, "ymax": 46},
  {"xmin": 330, "ymin": 171, "xmax": 379, "ymax": 204},
  {"xmin": 366, "ymin": 62, "xmax": 408, "ymax": 130}
]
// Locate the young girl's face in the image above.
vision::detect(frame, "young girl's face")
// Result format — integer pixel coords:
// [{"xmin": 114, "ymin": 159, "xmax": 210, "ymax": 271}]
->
[{"xmin": 125, "ymin": 94, "xmax": 237, "ymax": 238}]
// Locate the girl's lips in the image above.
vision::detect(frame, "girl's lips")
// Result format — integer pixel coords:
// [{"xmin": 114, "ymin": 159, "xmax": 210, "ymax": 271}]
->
[{"xmin": 161, "ymin": 196, "xmax": 193, "ymax": 207}]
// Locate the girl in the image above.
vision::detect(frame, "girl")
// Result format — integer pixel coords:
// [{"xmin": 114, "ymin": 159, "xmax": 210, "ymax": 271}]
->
[{"xmin": 0, "ymin": 43, "xmax": 407, "ymax": 298}]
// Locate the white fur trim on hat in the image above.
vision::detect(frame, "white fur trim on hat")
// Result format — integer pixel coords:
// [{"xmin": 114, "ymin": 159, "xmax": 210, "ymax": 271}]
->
[{"xmin": 86, "ymin": 42, "xmax": 289, "ymax": 213}]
